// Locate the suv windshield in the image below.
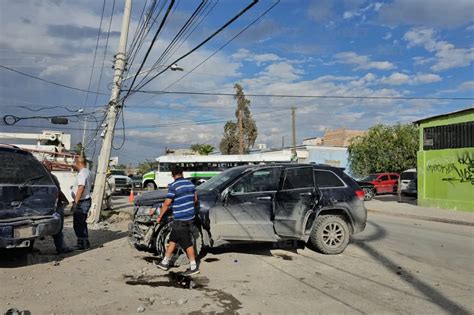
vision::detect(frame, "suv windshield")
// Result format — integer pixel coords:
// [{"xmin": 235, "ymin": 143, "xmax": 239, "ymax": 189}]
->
[
  {"xmin": 110, "ymin": 170, "xmax": 126, "ymax": 176},
  {"xmin": 0, "ymin": 150, "xmax": 53, "ymax": 185},
  {"xmin": 362, "ymin": 174, "xmax": 378, "ymax": 181},
  {"xmin": 401, "ymin": 171, "xmax": 416, "ymax": 180},
  {"xmin": 197, "ymin": 167, "xmax": 248, "ymax": 192}
]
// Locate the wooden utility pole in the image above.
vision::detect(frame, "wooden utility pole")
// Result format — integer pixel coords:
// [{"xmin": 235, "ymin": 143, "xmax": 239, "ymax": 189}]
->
[
  {"xmin": 238, "ymin": 108, "xmax": 244, "ymax": 154},
  {"xmin": 291, "ymin": 106, "xmax": 297, "ymax": 159},
  {"xmin": 88, "ymin": 0, "xmax": 132, "ymax": 224}
]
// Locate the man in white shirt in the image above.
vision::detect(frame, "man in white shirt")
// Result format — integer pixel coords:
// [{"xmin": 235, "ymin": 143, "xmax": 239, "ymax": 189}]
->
[{"xmin": 71, "ymin": 156, "xmax": 92, "ymax": 250}]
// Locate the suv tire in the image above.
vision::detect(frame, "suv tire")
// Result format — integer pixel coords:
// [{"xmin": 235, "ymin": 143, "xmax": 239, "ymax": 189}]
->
[
  {"xmin": 154, "ymin": 222, "xmax": 203, "ymax": 267},
  {"xmin": 310, "ymin": 215, "xmax": 350, "ymax": 255}
]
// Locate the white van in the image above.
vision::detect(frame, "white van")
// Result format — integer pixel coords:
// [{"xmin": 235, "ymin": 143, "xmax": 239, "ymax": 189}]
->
[{"xmin": 400, "ymin": 168, "xmax": 417, "ymax": 196}]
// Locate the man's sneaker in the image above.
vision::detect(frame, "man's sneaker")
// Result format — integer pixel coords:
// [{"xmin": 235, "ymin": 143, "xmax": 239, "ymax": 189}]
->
[
  {"xmin": 183, "ymin": 267, "xmax": 200, "ymax": 276},
  {"xmin": 56, "ymin": 247, "xmax": 74, "ymax": 254},
  {"xmin": 157, "ymin": 261, "xmax": 170, "ymax": 271}
]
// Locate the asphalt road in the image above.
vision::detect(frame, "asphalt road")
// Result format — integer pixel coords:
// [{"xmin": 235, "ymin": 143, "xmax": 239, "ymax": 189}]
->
[{"xmin": 1, "ymin": 198, "xmax": 473, "ymax": 314}]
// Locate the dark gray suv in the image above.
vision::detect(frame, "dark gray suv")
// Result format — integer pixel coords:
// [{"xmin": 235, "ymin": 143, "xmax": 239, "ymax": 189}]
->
[
  {"xmin": 129, "ymin": 164, "xmax": 367, "ymax": 265},
  {"xmin": 0, "ymin": 145, "xmax": 61, "ymax": 250}
]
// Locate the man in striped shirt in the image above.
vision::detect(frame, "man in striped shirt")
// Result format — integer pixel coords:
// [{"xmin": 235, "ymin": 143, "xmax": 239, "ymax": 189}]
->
[{"xmin": 157, "ymin": 166, "xmax": 200, "ymax": 275}]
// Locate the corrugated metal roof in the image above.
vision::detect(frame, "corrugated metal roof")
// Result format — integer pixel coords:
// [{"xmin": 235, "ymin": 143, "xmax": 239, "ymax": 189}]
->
[{"xmin": 413, "ymin": 107, "xmax": 474, "ymax": 124}]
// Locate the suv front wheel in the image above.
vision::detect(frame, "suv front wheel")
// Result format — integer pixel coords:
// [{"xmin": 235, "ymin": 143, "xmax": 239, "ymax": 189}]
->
[
  {"xmin": 154, "ymin": 222, "xmax": 203, "ymax": 266},
  {"xmin": 310, "ymin": 215, "xmax": 350, "ymax": 255}
]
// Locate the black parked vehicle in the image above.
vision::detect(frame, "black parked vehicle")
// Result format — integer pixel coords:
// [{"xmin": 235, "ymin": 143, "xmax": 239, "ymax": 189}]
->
[
  {"xmin": 0, "ymin": 145, "xmax": 61, "ymax": 250},
  {"xmin": 129, "ymin": 164, "xmax": 367, "ymax": 265}
]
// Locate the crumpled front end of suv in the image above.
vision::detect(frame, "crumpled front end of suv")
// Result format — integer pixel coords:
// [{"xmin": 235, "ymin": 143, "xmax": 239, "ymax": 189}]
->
[
  {"xmin": 128, "ymin": 190, "xmax": 167, "ymax": 250},
  {"xmin": 0, "ymin": 186, "xmax": 61, "ymax": 249}
]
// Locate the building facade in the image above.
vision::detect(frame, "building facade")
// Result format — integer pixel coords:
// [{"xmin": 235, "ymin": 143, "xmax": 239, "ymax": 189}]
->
[{"xmin": 415, "ymin": 108, "xmax": 474, "ymax": 212}]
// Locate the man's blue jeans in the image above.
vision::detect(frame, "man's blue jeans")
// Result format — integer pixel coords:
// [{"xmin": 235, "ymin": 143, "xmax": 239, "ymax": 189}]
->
[
  {"xmin": 52, "ymin": 205, "xmax": 66, "ymax": 251},
  {"xmin": 73, "ymin": 199, "xmax": 91, "ymax": 244}
]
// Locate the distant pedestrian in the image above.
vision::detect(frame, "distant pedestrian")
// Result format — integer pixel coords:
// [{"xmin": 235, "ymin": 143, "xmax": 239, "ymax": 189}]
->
[
  {"xmin": 156, "ymin": 166, "xmax": 200, "ymax": 275},
  {"xmin": 71, "ymin": 156, "xmax": 92, "ymax": 250},
  {"xmin": 43, "ymin": 162, "xmax": 73, "ymax": 254}
]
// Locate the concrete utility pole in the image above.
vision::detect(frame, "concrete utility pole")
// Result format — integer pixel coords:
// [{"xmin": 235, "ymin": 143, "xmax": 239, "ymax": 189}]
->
[
  {"xmin": 291, "ymin": 106, "xmax": 297, "ymax": 160},
  {"xmin": 88, "ymin": 0, "xmax": 132, "ymax": 224},
  {"xmin": 238, "ymin": 108, "xmax": 244, "ymax": 154}
]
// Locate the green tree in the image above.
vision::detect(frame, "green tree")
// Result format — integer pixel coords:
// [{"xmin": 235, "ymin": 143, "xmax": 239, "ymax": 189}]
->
[
  {"xmin": 348, "ymin": 124, "xmax": 419, "ymax": 177},
  {"xmin": 190, "ymin": 144, "xmax": 215, "ymax": 155},
  {"xmin": 137, "ymin": 159, "xmax": 158, "ymax": 175},
  {"xmin": 115, "ymin": 164, "xmax": 127, "ymax": 170},
  {"xmin": 219, "ymin": 83, "xmax": 258, "ymax": 154}
]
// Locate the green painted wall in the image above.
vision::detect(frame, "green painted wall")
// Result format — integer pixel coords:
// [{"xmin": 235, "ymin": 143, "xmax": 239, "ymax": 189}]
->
[{"xmin": 417, "ymin": 109, "xmax": 474, "ymax": 212}]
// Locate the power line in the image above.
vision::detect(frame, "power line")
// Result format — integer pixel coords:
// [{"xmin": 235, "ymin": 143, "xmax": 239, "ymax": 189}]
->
[
  {"xmin": 132, "ymin": 89, "xmax": 474, "ymax": 101},
  {"xmin": 0, "ymin": 65, "xmax": 108, "ymax": 95},
  {"xmin": 127, "ymin": 0, "xmax": 259, "ymax": 98},
  {"xmin": 162, "ymin": 0, "xmax": 280, "ymax": 92},
  {"xmin": 123, "ymin": 0, "xmax": 176, "ymax": 100},
  {"xmin": 83, "ymin": 0, "xmax": 107, "ymax": 108}
]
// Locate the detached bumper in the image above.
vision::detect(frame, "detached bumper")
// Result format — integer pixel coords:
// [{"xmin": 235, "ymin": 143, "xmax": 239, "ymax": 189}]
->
[
  {"xmin": 0, "ymin": 215, "xmax": 61, "ymax": 249},
  {"xmin": 128, "ymin": 220, "xmax": 155, "ymax": 250}
]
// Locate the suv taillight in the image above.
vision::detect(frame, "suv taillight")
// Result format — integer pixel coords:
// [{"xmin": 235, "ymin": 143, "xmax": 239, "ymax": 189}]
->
[{"xmin": 355, "ymin": 190, "xmax": 365, "ymax": 201}]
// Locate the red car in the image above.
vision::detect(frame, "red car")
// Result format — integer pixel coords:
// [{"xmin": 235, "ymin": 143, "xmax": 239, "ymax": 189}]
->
[{"xmin": 360, "ymin": 173, "xmax": 399, "ymax": 194}]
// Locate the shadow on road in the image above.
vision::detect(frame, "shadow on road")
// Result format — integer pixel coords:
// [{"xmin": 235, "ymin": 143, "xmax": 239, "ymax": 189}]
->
[
  {"xmin": 353, "ymin": 221, "xmax": 470, "ymax": 315},
  {"xmin": 0, "ymin": 227, "xmax": 127, "ymax": 268},
  {"xmin": 374, "ymin": 194, "xmax": 418, "ymax": 205}
]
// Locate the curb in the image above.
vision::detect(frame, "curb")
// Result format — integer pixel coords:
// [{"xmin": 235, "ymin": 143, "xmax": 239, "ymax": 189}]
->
[{"xmin": 368, "ymin": 208, "xmax": 474, "ymax": 227}]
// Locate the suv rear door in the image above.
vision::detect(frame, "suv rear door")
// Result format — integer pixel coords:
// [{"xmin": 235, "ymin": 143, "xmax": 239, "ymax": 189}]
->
[{"xmin": 274, "ymin": 166, "xmax": 317, "ymax": 238}]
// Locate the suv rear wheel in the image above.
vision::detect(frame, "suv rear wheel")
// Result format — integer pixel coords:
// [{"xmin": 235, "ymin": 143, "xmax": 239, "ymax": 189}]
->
[
  {"xmin": 154, "ymin": 222, "xmax": 203, "ymax": 267},
  {"xmin": 310, "ymin": 215, "xmax": 350, "ymax": 255}
]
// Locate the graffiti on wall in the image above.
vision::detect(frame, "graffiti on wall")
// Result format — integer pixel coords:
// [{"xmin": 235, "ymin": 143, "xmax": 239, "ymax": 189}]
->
[{"xmin": 426, "ymin": 153, "xmax": 474, "ymax": 185}]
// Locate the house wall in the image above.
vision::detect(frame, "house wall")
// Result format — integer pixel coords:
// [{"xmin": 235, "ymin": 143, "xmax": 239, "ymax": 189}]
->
[{"xmin": 417, "ymin": 109, "xmax": 474, "ymax": 212}]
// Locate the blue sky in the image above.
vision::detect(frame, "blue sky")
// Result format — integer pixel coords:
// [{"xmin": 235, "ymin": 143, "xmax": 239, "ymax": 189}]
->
[{"xmin": 0, "ymin": 0, "xmax": 473, "ymax": 165}]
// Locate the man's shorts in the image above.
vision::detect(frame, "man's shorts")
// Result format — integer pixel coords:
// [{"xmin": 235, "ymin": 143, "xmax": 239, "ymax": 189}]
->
[{"xmin": 169, "ymin": 220, "xmax": 194, "ymax": 249}]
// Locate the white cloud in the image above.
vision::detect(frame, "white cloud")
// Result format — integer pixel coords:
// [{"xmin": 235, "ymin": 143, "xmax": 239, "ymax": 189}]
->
[
  {"xmin": 467, "ymin": 25, "xmax": 474, "ymax": 31},
  {"xmin": 334, "ymin": 51, "xmax": 396, "ymax": 70},
  {"xmin": 380, "ymin": 72, "xmax": 442, "ymax": 85},
  {"xmin": 404, "ymin": 28, "xmax": 474, "ymax": 71},
  {"xmin": 232, "ymin": 48, "xmax": 283, "ymax": 66},
  {"xmin": 383, "ymin": 32, "xmax": 392, "ymax": 40},
  {"xmin": 458, "ymin": 81, "xmax": 474, "ymax": 91},
  {"xmin": 378, "ymin": 0, "xmax": 474, "ymax": 28}
]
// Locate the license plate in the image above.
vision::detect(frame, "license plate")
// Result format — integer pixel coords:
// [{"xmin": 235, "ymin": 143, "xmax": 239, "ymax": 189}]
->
[
  {"xmin": 0, "ymin": 226, "xmax": 13, "ymax": 238},
  {"xmin": 14, "ymin": 226, "xmax": 35, "ymax": 238}
]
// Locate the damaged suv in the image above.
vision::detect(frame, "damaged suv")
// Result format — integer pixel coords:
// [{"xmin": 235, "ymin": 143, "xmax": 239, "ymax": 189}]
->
[
  {"xmin": 129, "ymin": 164, "xmax": 367, "ymax": 265},
  {"xmin": 0, "ymin": 145, "xmax": 61, "ymax": 250}
]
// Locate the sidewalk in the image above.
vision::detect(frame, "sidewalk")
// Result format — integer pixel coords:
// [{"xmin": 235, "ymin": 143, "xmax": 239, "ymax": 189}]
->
[{"xmin": 365, "ymin": 197, "xmax": 474, "ymax": 226}]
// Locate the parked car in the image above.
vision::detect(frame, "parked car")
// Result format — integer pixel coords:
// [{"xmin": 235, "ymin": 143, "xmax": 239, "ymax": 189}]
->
[
  {"xmin": 129, "ymin": 175, "xmax": 143, "ymax": 189},
  {"xmin": 0, "ymin": 145, "xmax": 61, "ymax": 250},
  {"xmin": 129, "ymin": 164, "xmax": 367, "ymax": 265},
  {"xmin": 107, "ymin": 169, "xmax": 132, "ymax": 195},
  {"xmin": 361, "ymin": 173, "xmax": 399, "ymax": 194},
  {"xmin": 400, "ymin": 168, "xmax": 417, "ymax": 196},
  {"xmin": 356, "ymin": 180, "xmax": 376, "ymax": 201}
]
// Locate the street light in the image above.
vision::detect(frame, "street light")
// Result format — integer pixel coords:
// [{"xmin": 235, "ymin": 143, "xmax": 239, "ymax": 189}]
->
[{"xmin": 122, "ymin": 63, "xmax": 184, "ymax": 81}]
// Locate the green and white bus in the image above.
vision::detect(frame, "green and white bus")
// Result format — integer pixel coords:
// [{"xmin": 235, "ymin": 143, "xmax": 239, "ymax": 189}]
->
[{"xmin": 142, "ymin": 153, "xmax": 293, "ymax": 190}]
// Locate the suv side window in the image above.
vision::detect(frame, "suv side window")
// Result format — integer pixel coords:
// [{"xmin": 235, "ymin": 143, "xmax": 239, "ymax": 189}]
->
[
  {"xmin": 390, "ymin": 174, "xmax": 399, "ymax": 180},
  {"xmin": 314, "ymin": 170, "xmax": 345, "ymax": 188},
  {"xmin": 282, "ymin": 167, "xmax": 314, "ymax": 190},
  {"xmin": 231, "ymin": 168, "xmax": 281, "ymax": 193},
  {"xmin": 379, "ymin": 175, "xmax": 389, "ymax": 181}
]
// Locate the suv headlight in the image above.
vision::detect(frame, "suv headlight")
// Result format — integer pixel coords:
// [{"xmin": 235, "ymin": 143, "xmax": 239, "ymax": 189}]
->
[{"xmin": 135, "ymin": 205, "xmax": 160, "ymax": 216}]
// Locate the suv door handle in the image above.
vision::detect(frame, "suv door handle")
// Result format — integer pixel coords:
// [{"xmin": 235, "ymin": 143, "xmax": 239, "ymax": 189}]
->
[
  {"xmin": 256, "ymin": 196, "xmax": 272, "ymax": 200},
  {"xmin": 299, "ymin": 192, "xmax": 313, "ymax": 196}
]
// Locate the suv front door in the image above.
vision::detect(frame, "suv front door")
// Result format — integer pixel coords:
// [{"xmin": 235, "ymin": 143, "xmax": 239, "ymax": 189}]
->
[
  {"xmin": 274, "ymin": 166, "xmax": 317, "ymax": 238},
  {"xmin": 215, "ymin": 167, "xmax": 282, "ymax": 242}
]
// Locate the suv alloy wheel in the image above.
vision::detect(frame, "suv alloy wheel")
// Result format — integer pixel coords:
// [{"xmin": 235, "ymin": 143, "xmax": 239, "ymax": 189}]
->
[{"xmin": 310, "ymin": 215, "xmax": 350, "ymax": 255}]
